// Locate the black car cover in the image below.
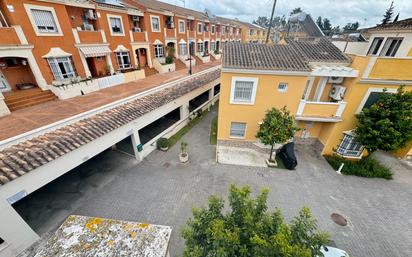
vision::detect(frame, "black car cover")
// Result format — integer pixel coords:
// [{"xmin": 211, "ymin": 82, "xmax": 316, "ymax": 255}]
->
[{"xmin": 278, "ymin": 142, "xmax": 297, "ymax": 170}]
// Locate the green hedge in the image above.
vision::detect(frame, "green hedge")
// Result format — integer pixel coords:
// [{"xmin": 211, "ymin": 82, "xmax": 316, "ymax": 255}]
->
[{"xmin": 325, "ymin": 155, "xmax": 392, "ymax": 180}]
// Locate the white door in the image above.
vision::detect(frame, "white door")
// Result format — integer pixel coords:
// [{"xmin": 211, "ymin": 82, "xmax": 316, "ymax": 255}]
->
[{"xmin": 0, "ymin": 70, "xmax": 11, "ymax": 92}]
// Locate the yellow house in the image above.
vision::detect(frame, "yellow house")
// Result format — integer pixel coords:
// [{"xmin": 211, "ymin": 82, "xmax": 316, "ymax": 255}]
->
[
  {"xmin": 218, "ymin": 18, "xmax": 412, "ymax": 163},
  {"xmin": 234, "ymin": 21, "xmax": 267, "ymax": 43}
]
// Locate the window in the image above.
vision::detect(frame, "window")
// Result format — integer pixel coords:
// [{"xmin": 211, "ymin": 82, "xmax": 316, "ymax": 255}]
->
[
  {"xmin": 154, "ymin": 44, "xmax": 164, "ymax": 58},
  {"xmin": 249, "ymin": 29, "xmax": 254, "ymax": 35},
  {"xmin": 197, "ymin": 23, "xmax": 202, "ymax": 34},
  {"xmin": 178, "ymin": 20, "xmax": 185, "ymax": 33},
  {"xmin": 116, "ymin": 52, "xmax": 131, "ymax": 70},
  {"xmin": 110, "ymin": 17, "xmax": 123, "ymax": 34},
  {"xmin": 204, "ymin": 23, "xmax": 209, "ymax": 32},
  {"xmin": 197, "ymin": 42, "xmax": 204, "ymax": 53},
  {"xmin": 211, "ymin": 42, "xmax": 216, "ymax": 51},
  {"xmin": 31, "ymin": 9, "xmax": 58, "ymax": 33},
  {"xmin": 222, "ymin": 26, "xmax": 225, "ymax": 35},
  {"xmin": 336, "ymin": 133, "xmax": 363, "ymax": 157},
  {"xmin": 367, "ymin": 37, "xmax": 384, "ymax": 55},
  {"xmin": 230, "ymin": 77, "xmax": 258, "ymax": 104},
  {"xmin": 380, "ymin": 37, "xmax": 403, "ymax": 57},
  {"xmin": 211, "ymin": 25, "xmax": 215, "ymax": 34},
  {"xmin": 47, "ymin": 57, "xmax": 76, "ymax": 81},
  {"xmin": 0, "ymin": 237, "xmax": 5, "ymax": 247},
  {"xmin": 277, "ymin": 82, "xmax": 288, "ymax": 92},
  {"xmin": 151, "ymin": 16, "xmax": 160, "ymax": 32},
  {"xmin": 179, "ymin": 43, "xmax": 187, "ymax": 56},
  {"xmin": 230, "ymin": 122, "xmax": 246, "ymax": 138}
]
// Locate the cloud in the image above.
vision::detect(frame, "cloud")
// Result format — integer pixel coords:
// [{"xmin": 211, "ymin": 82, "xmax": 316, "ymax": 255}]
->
[{"xmin": 160, "ymin": 0, "xmax": 412, "ymax": 28}]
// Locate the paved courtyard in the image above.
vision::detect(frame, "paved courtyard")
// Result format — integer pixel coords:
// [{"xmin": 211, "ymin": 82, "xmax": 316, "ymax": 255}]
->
[{"xmin": 15, "ymin": 109, "xmax": 412, "ymax": 257}]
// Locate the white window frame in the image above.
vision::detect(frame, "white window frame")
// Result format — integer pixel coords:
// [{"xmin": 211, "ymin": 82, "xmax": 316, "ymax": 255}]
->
[
  {"xmin": 277, "ymin": 82, "xmax": 288, "ymax": 92},
  {"xmin": 47, "ymin": 57, "xmax": 76, "ymax": 81},
  {"xmin": 154, "ymin": 44, "xmax": 164, "ymax": 58},
  {"xmin": 107, "ymin": 14, "xmax": 125, "ymax": 36},
  {"xmin": 179, "ymin": 43, "xmax": 187, "ymax": 56},
  {"xmin": 230, "ymin": 76, "xmax": 259, "ymax": 105},
  {"xmin": 197, "ymin": 22, "xmax": 202, "ymax": 34},
  {"xmin": 211, "ymin": 24, "xmax": 215, "ymax": 34},
  {"xmin": 178, "ymin": 19, "xmax": 185, "ymax": 34},
  {"xmin": 230, "ymin": 122, "xmax": 247, "ymax": 139},
  {"xmin": 24, "ymin": 4, "xmax": 63, "ymax": 36},
  {"xmin": 197, "ymin": 42, "xmax": 204, "ymax": 53},
  {"xmin": 116, "ymin": 51, "xmax": 131, "ymax": 70},
  {"xmin": 150, "ymin": 15, "xmax": 161, "ymax": 32},
  {"xmin": 380, "ymin": 37, "xmax": 403, "ymax": 57},
  {"xmin": 367, "ymin": 37, "xmax": 384, "ymax": 55},
  {"xmin": 336, "ymin": 132, "xmax": 364, "ymax": 158},
  {"xmin": 211, "ymin": 41, "xmax": 216, "ymax": 51},
  {"xmin": 355, "ymin": 87, "xmax": 397, "ymax": 114},
  {"xmin": 222, "ymin": 26, "xmax": 225, "ymax": 35}
]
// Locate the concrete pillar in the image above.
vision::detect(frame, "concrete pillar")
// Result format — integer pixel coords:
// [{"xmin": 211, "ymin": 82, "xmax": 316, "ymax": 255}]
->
[
  {"xmin": 0, "ymin": 200, "xmax": 39, "ymax": 257},
  {"xmin": 79, "ymin": 51, "xmax": 92, "ymax": 78},
  {"xmin": 314, "ymin": 77, "xmax": 328, "ymax": 102},
  {"xmin": 26, "ymin": 52, "xmax": 48, "ymax": 89},
  {"xmin": 106, "ymin": 53, "xmax": 115, "ymax": 74},
  {"xmin": 130, "ymin": 131, "xmax": 144, "ymax": 162}
]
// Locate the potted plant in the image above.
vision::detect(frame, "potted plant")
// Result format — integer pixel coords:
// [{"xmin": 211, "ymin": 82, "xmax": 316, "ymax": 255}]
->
[
  {"xmin": 179, "ymin": 141, "xmax": 189, "ymax": 163},
  {"xmin": 157, "ymin": 137, "xmax": 169, "ymax": 151}
]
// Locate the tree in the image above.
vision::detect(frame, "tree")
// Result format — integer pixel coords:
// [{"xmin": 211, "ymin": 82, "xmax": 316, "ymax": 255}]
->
[
  {"xmin": 381, "ymin": 1, "xmax": 394, "ymax": 25},
  {"xmin": 355, "ymin": 86, "xmax": 412, "ymax": 155},
  {"xmin": 182, "ymin": 184, "xmax": 329, "ymax": 257},
  {"xmin": 316, "ymin": 16, "xmax": 323, "ymax": 30},
  {"xmin": 331, "ymin": 26, "xmax": 341, "ymax": 35},
  {"xmin": 343, "ymin": 22, "xmax": 359, "ymax": 32},
  {"xmin": 256, "ymin": 107, "xmax": 300, "ymax": 162},
  {"xmin": 322, "ymin": 18, "xmax": 332, "ymax": 35},
  {"xmin": 253, "ymin": 16, "xmax": 269, "ymax": 28},
  {"xmin": 290, "ymin": 7, "xmax": 303, "ymax": 16}
]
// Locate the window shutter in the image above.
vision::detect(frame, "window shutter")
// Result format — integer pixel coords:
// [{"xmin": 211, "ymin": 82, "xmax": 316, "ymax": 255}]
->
[
  {"xmin": 234, "ymin": 81, "xmax": 254, "ymax": 101},
  {"xmin": 32, "ymin": 9, "xmax": 57, "ymax": 32}
]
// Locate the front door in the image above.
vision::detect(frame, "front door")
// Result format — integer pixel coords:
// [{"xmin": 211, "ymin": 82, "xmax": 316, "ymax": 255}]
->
[
  {"xmin": 139, "ymin": 48, "xmax": 147, "ymax": 67},
  {"xmin": 0, "ymin": 70, "xmax": 11, "ymax": 92}
]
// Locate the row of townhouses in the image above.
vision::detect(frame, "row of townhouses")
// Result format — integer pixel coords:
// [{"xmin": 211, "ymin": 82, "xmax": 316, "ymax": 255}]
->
[
  {"xmin": 218, "ymin": 18, "xmax": 412, "ymax": 162},
  {"xmin": 0, "ymin": 0, "xmax": 266, "ymax": 116}
]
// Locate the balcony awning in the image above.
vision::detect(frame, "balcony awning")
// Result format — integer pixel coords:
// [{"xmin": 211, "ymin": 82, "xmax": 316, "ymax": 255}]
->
[
  {"xmin": 114, "ymin": 45, "xmax": 129, "ymax": 52},
  {"xmin": 42, "ymin": 48, "xmax": 72, "ymax": 58},
  {"xmin": 79, "ymin": 46, "xmax": 111, "ymax": 58},
  {"xmin": 153, "ymin": 39, "xmax": 163, "ymax": 45},
  {"xmin": 179, "ymin": 39, "xmax": 186, "ymax": 44},
  {"xmin": 311, "ymin": 65, "xmax": 359, "ymax": 78},
  {"xmin": 197, "ymin": 39, "xmax": 203, "ymax": 43}
]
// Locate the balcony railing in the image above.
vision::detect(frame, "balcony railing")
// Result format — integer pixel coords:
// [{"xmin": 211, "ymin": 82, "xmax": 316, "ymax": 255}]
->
[
  {"xmin": 77, "ymin": 30, "xmax": 103, "ymax": 44},
  {"xmin": 165, "ymin": 28, "xmax": 176, "ymax": 38},
  {"xmin": 367, "ymin": 56, "xmax": 412, "ymax": 81},
  {"xmin": 0, "ymin": 27, "xmax": 21, "ymax": 45},
  {"xmin": 132, "ymin": 31, "xmax": 146, "ymax": 42},
  {"xmin": 296, "ymin": 100, "xmax": 346, "ymax": 122}
]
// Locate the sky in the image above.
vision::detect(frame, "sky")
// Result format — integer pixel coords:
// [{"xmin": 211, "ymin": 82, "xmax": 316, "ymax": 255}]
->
[{"xmin": 159, "ymin": 0, "xmax": 412, "ymax": 28}]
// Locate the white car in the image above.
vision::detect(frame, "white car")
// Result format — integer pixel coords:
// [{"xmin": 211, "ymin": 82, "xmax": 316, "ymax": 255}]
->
[{"xmin": 320, "ymin": 246, "xmax": 350, "ymax": 257}]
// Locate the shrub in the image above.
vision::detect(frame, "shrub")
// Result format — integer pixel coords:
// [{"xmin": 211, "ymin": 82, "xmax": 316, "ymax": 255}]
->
[
  {"xmin": 214, "ymin": 49, "xmax": 220, "ymax": 55},
  {"xmin": 157, "ymin": 137, "xmax": 169, "ymax": 150},
  {"xmin": 165, "ymin": 55, "xmax": 174, "ymax": 64},
  {"xmin": 325, "ymin": 155, "xmax": 392, "ymax": 179},
  {"xmin": 180, "ymin": 141, "xmax": 188, "ymax": 156}
]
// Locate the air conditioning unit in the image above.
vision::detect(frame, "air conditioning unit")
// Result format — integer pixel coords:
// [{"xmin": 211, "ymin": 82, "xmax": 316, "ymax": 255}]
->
[
  {"xmin": 82, "ymin": 23, "xmax": 94, "ymax": 31},
  {"xmin": 132, "ymin": 15, "xmax": 140, "ymax": 22},
  {"xmin": 329, "ymin": 85, "xmax": 346, "ymax": 101},
  {"xmin": 132, "ymin": 27, "xmax": 141, "ymax": 32},
  {"xmin": 328, "ymin": 76, "xmax": 344, "ymax": 84},
  {"xmin": 85, "ymin": 9, "xmax": 96, "ymax": 20}
]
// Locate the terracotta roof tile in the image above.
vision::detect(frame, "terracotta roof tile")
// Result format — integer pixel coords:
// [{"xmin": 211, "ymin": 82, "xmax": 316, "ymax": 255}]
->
[
  {"xmin": 369, "ymin": 18, "xmax": 412, "ymax": 32},
  {"xmin": 0, "ymin": 70, "xmax": 220, "ymax": 186}
]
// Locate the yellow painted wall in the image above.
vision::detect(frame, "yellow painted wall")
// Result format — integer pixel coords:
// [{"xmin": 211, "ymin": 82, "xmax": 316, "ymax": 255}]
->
[
  {"xmin": 369, "ymin": 58, "xmax": 412, "ymax": 80},
  {"xmin": 217, "ymin": 72, "xmax": 308, "ymax": 141},
  {"xmin": 321, "ymin": 55, "xmax": 412, "ymax": 157},
  {"xmin": 408, "ymin": 48, "xmax": 412, "ymax": 57},
  {"xmin": 393, "ymin": 141, "xmax": 412, "ymax": 158}
]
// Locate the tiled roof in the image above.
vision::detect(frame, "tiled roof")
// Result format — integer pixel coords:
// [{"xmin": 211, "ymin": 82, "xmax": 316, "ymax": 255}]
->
[
  {"xmin": 222, "ymin": 42, "xmax": 311, "ymax": 71},
  {"xmin": 288, "ymin": 38, "xmax": 351, "ymax": 63},
  {"xmin": 222, "ymin": 38, "xmax": 350, "ymax": 71},
  {"xmin": 0, "ymin": 70, "xmax": 221, "ymax": 186},
  {"xmin": 369, "ymin": 18, "xmax": 412, "ymax": 32}
]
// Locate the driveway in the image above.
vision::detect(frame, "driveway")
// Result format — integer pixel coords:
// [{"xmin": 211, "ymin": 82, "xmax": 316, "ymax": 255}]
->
[{"xmin": 15, "ymin": 109, "xmax": 412, "ymax": 257}]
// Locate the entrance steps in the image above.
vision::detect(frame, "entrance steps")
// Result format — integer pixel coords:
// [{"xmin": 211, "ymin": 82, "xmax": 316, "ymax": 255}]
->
[
  {"xmin": 143, "ymin": 66, "xmax": 158, "ymax": 77},
  {"xmin": 175, "ymin": 59, "xmax": 187, "ymax": 71},
  {"xmin": 4, "ymin": 88, "xmax": 57, "ymax": 111}
]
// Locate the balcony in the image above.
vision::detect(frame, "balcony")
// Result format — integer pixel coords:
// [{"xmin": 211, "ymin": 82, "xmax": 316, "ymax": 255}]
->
[
  {"xmin": 0, "ymin": 27, "xmax": 21, "ymax": 45},
  {"xmin": 77, "ymin": 30, "xmax": 103, "ymax": 44},
  {"xmin": 295, "ymin": 100, "xmax": 346, "ymax": 122},
  {"xmin": 367, "ymin": 56, "xmax": 412, "ymax": 81},
  {"xmin": 132, "ymin": 31, "xmax": 146, "ymax": 42},
  {"xmin": 165, "ymin": 28, "xmax": 176, "ymax": 38}
]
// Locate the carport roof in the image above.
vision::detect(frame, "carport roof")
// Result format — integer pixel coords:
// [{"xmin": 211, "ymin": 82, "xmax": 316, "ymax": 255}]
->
[{"xmin": 0, "ymin": 69, "xmax": 221, "ymax": 186}]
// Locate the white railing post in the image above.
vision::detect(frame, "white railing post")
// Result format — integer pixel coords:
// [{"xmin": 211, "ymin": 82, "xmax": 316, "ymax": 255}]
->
[
  {"xmin": 336, "ymin": 101, "xmax": 347, "ymax": 117},
  {"xmin": 296, "ymin": 100, "xmax": 306, "ymax": 116}
]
